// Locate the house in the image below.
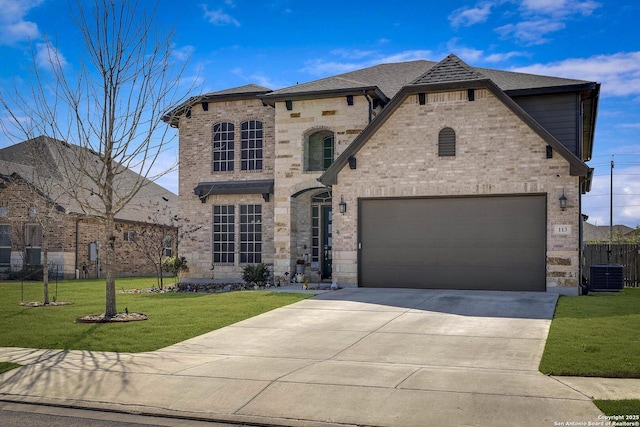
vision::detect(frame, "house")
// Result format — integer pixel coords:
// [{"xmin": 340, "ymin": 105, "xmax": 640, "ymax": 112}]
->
[
  {"xmin": 165, "ymin": 54, "xmax": 600, "ymax": 294},
  {"xmin": 583, "ymin": 222, "xmax": 635, "ymax": 243},
  {"xmin": 0, "ymin": 136, "xmax": 177, "ymax": 279}
]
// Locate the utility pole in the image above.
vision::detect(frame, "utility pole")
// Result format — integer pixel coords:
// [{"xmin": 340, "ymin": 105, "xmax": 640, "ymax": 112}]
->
[{"xmin": 608, "ymin": 155, "xmax": 614, "ymax": 263}]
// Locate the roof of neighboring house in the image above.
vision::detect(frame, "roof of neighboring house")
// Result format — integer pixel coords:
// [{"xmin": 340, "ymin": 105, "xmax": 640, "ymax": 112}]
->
[
  {"xmin": 583, "ymin": 222, "xmax": 636, "ymax": 242},
  {"xmin": 0, "ymin": 136, "xmax": 177, "ymax": 224},
  {"xmin": 320, "ymin": 54, "xmax": 594, "ymax": 186}
]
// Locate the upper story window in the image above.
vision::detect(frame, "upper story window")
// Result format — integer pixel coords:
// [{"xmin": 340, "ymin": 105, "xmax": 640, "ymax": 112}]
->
[
  {"xmin": 438, "ymin": 127, "xmax": 456, "ymax": 157},
  {"xmin": 213, "ymin": 122, "xmax": 234, "ymax": 172},
  {"xmin": 306, "ymin": 130, "xmax": 335, "ymax": 172},
  {"xmin": 123, "ymin": 230, "xmax": 135, "ymax": 242},
  {"xmin": 241, "ymin": 120, "xmax": 263, "ymax": 171}
]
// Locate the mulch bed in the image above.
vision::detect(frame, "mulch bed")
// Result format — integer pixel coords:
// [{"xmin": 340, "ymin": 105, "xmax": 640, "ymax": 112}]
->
[
  {"xmin": 75, "ymin": 312, "xmax": 148, "ymax": 323},
  {"xmin": 20, "ymin": 301, "xmax": 73, "ymax": 307}
]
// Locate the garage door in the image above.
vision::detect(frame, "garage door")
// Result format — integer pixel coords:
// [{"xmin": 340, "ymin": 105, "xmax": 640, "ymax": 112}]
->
[{"xmin": 359, "ymin": 195, "xmax": 546, "ymax": 291}]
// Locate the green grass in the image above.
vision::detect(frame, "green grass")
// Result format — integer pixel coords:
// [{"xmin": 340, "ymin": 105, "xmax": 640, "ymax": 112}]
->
[
  {"xmin": 0, "ymin": 362, "xmax": 21, "ymax": 374},
  {"xmin": 539, "ymin": 288, "xmax": 640, "ymax": 378},
  {"xmin": 0, "ymin": 277, "xmax": 310, "ymax": 353},
  {"xmin": 594, "ymin": 400, "xmax": 640, "ymax": 417}
]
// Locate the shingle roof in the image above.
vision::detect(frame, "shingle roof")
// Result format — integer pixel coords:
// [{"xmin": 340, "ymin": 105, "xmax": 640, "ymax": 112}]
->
[
  {"xmin": 319, "ymin": 55, "xmax": 596, "ymax": 187},
  {"xmin": 262, "ymin": 60, "xmax": 435, "ymax": 101},
  {"xmin": 0, "ymin": 136, "xmax": 177, "ymax": 224},
  {"xmin": 205, "ymin": 84, "xmax": 271, "ymax": 97},
  {"xmin": 262, "ymin": 55, "xmax": 593, "ymax": 101},
  {"xmin": 412, "ymin": 54, "xmax": 485, "ymax": 85},
  {"xmin": 163, "ymin": 84, "xmax": 273, "ymax": 126}
]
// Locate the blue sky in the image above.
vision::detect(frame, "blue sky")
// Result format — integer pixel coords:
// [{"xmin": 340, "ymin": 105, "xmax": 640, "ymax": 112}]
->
[{"xmin": 1, "ymin": 0, "xmax": 639, "ymax": 227}]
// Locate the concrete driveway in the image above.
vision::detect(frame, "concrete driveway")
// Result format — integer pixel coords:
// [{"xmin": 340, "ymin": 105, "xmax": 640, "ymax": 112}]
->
[{"xmin": 0, "ymin": 288, "xmax": 603, "ymax": 426}]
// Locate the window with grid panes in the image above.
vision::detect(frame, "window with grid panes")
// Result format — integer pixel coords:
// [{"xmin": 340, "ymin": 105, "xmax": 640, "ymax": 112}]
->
[
  {"xmin": 213, "ymin": 122, "xmax": 234, "ymax": 172},
  {"xmin": 25, "ymin": 224, "xmax": 42, "ymax": 265},
  {"xmin": 0, "ymin": 225, "xmax": 11, "ymax": 265},
  {"xmin": 241, "ymin": 120, "xmax": 263, "ymax": 170},
  {"xmin": 240, "ymin": 204, "xmax": 261, "ymax": 263},
  {"xmin": 164, "ymin": 235, "xmax": 173, "ymax": 257},
  {"xmin": 213, "ymin": 205, "xmax": 234, "ymax": 263}
]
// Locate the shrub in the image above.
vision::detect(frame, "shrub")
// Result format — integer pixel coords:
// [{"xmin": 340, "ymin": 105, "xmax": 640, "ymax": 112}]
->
[
  {"xmin": 242, "ymin": 263, "xmax": 270, "ymax": 285},
  {"xmin": 162, "ymin": 256, "xmax": 189, "ymax": 278}
]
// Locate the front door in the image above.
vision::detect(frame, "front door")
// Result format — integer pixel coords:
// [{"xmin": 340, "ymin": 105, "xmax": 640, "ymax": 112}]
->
[{"xmin": 321, "ymin": 206, "xmax": 332, "ymax": 279}]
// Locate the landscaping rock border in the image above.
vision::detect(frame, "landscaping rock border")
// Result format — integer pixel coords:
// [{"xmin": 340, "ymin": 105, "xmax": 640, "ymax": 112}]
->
[
  {"xmin": 75, "ymin": 312, "xmax": 148, "ymax": 323},
  {"xmin": 20, "ymin": 301, "xmax": 73, "ymax": 307}
]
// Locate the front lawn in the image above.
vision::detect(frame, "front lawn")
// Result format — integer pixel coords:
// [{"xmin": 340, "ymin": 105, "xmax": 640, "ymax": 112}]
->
[
  {"xmin": 0, "ymin": 362, "xmax": 21, "ymax": 374},
  {"xmin": 0, "ymin": 277, "xmax": 310, "ymax": 353},
  {"xmin": 595, "ymin": 400, "xmax": 640, "ymax": 417},
  {"xmin": 539, "ymin": 288, "xmax": 640, "ymax": 378}
]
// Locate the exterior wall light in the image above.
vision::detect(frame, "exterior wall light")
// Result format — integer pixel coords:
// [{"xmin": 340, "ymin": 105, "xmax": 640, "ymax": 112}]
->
[
  {"xmin": 559, "ymin": 190, "xmax": 567, "ymax": 211},
  {"xmin": 339, "ymin": 196, "xmax": 347, "ymax": 214},
  {"xmin": 348, "ymin": 155, "xmax": 357, "ymax": 169}
]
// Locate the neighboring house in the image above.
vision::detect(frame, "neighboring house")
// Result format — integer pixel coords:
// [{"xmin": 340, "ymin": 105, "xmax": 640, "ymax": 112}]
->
[
  {"xmin": 584, "ymin": 222, "xmax": 637, "ymax": 243},
  {"xmin": 0, "ymin": 136, "xmax": 177, "ymax": 279},
  {"xmin": 165, "ymin": 54, "xmax": 600, "ymax": 294}
]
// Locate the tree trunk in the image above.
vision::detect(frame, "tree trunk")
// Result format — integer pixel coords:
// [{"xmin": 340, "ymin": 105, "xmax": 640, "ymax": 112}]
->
[
  {"xmin": 42, "ymin": 246, "xmax": 49, "ymax": 305},
  {"xmin": 104, "ymin": 216, "xmax": 117, "ymax": 318}
]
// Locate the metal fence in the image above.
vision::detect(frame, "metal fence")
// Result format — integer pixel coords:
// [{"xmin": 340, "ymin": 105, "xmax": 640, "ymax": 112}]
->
[{"xmin": 584, "ymin": 244, "xmax": 640, "ymax": 287}]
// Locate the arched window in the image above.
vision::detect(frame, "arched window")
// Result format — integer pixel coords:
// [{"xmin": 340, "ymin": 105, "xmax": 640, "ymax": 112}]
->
[
  {"xmin": 438, "ymin": 127, "xmax": 456, "ymax": 157},
  {"xmin": 241, "ymin": 120, "xmax": 263, "ymax": 170},
  {"xmin": 306, "ymin": 130, "xmax": 334, "ymax": 171},
  {"xmin": 213, "ymin": 122, "xmax": 234, "ymax": 172}
]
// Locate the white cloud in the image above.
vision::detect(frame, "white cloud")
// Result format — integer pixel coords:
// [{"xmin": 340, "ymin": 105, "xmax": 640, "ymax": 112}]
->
[
  {"xmin": 584, "ymin": 165, "xmax": 640, "ymax": 227},
  {"xmin": 484, "ymin": 51, "xmax": 530, "ymax": 62},
  {"xmin": 495, "ymin": 19, "xmax": 565, "ymax": 45},
  {"xmin": 301, "ymin": 50, "xmax": 436, "ymax": 77},
  {"xmin": 449, "ymin": 2, "xmax": 494, "ymax": 28},
  {"xmin": 35, "ymin": 42, "xmax": 67, "ymax": 70},
  {"xmin": 519, "ymin": 0, "xmax": 601, "ymax": 17},
  {"xmin": 230, "ymin": 68, "xmax": 283, "ymax": 89},
  {"xmin": 201, "ymin": 4, "xmax": 240, "ymax": 27},
  {"xmin": 449, "ymin": 0, "xmax": 601, "ymax": 45},
  {"xmin": 0, "ymin": 0, "xmax": 42, "ymax": 45},
  {"xmin": 172, "ymin": 45, "xmax": 195, "ymax": 62},
  {"xmin": 512, "ymin": 52, "xmax": 640, "ymax": 97}
]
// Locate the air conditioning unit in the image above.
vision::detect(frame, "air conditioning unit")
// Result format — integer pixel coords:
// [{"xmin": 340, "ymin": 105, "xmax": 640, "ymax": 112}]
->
[{"xmin": 589, "ymin": 264, "xmax": 624, "ymax": 292}]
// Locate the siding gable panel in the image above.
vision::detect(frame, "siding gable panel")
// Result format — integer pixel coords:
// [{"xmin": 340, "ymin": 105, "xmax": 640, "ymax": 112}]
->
[{"xmin": 513, "ymin": 93, "xmax": 579, "ymax": 157}]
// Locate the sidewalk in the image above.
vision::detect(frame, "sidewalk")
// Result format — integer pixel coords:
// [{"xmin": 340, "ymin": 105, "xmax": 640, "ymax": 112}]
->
[{"xmin": 0, "ymin": 289, "xmax": 639, "ymax": 426}]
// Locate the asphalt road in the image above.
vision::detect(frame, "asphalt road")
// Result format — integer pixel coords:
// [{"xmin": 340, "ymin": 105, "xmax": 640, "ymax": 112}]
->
[{"xmin": 0, "ymin": 402, "xmax": 247, "ymax": 427}]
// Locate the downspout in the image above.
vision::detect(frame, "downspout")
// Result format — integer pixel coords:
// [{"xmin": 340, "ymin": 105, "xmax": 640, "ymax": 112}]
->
[{"xmin": 363, "ymin": 91, "xmax": 373, "ymax": 123}]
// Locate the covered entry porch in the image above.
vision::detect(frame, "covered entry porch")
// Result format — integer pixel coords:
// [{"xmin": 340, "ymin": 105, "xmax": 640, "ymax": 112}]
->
[{"xmin": 289, "ymin": 188, "xmax": 334, "ymax": 283}]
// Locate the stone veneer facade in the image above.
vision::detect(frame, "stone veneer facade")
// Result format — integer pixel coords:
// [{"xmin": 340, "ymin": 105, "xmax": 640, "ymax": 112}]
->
[
  {"xmin": 175, "ymin": 81, "xmax": 590, "ymax": 293},
  {"xmin": 176, "ymin": 97, "xmax": 276, "ymax": 278},
  {"xmin": 330, "ymin": 89, "xmax": 580, "ymax": 290}
]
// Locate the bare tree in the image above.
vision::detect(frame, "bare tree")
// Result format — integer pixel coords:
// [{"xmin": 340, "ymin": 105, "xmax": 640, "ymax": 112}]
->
[
  {"xmin": 0, "ymin": 1, "xmax": 191, "ymax": 318},
  {"xmin": 11, "ymin": 174, "xmax": 64, "ymax": 304},
  {"xmin": 129, "ymin": 203, "xmax": 201, "ymax": 290}
]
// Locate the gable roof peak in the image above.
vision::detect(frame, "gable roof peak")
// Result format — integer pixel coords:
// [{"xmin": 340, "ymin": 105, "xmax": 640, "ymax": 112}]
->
[{"xmin": 412, "ymin": 53, "xmax": 486, "ymax": 86}]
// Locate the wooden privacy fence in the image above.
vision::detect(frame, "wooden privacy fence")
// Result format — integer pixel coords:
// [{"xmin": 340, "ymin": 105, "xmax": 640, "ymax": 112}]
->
[{"xmin": 584, "ymin": 244, "xmax": 640, "ymax": 287}]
